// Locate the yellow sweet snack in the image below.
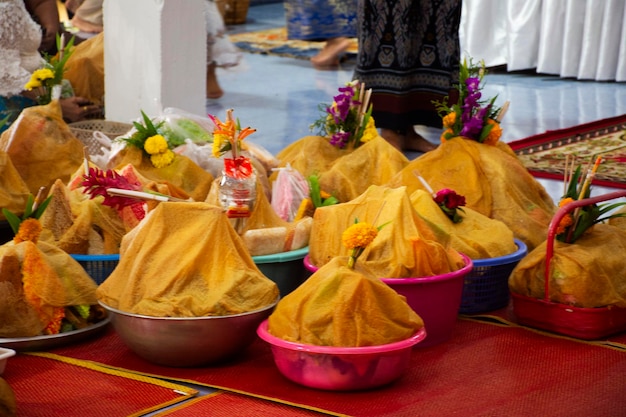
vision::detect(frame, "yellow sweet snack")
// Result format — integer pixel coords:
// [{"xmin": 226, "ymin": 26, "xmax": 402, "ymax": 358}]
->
[
  {"xmin": 268, "ymin": 257, "xmax": 424, "ymax": 347},
  {"xmin": 96, "ymin": 202, "xmax": 279, "ymax": 317}
]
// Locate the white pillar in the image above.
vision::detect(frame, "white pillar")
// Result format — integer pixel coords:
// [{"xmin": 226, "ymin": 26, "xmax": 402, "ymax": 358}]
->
[{"xmin": 103, "ymin": 0, "xmax": 206, "ymax": 123}]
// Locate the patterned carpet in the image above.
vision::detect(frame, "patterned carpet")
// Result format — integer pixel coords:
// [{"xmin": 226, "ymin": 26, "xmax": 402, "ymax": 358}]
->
[
  {"xmin": 229, "ymin": 27, "xmax": 358, "ymax": 60},
  {"xmin": 509, "ymin": 114, "xmax": 626, "ymax": 189}
]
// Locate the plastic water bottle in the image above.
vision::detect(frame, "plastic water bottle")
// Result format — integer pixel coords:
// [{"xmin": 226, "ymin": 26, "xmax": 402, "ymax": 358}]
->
[{"xmin": 218, "ymin": 157, "xmax": 257, "ymax": 233}]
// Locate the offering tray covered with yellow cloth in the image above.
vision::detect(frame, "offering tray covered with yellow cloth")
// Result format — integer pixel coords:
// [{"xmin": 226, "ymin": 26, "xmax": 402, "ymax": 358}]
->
[
  {"xmin": 96, "ymin": 202, "xmax": 280, "ymax": 366},
  {"xmin": 511, "ymin": 190, "xmax": 626, "ymax": 339},
  {"xmin": 261, "ymin": 255, "xmax": 426, "ymax": 390}
]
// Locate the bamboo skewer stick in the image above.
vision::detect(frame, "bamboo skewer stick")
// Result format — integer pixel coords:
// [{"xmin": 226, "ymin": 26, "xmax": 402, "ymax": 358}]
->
[
  {"xmin": 496, "ymin": 100, "xmax": 510, "ymax": 122},
  {"xmin": 412, "ymin": 170, "xmax": 436, "ymax": 197},
  {"xmin": 106, "ymin": 188, "xmax": 189, "ymax": 203},
  {"xmin": 32, "ymin": 186, "xmax": 46, "ymax": 212},
  {"xmin": 83, "ymin": 147, "xmax": 90, "ymax": 175}
]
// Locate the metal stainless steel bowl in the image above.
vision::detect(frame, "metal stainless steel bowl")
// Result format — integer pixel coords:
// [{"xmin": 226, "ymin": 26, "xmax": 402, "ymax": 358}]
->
[{"xmin": 99, "ymin": 298, "xmax": 278, "ymax": 367}]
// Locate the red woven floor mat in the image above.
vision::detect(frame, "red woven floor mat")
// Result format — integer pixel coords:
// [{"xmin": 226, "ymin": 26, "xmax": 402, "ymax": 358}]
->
[
  {"xmin": 160, "ymin": 392, "xmax": 331, "ymax": 416},
  {"xmin": 49, "ymin": 318, "xmax": 626, "ymax": 417},
  {"xmin": 2, "ymin": 354, "xmax": 196, "ymax": 417}
]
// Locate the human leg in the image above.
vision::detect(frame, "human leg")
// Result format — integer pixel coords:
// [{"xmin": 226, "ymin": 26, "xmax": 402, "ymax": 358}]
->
[
  {"xmin": 310, "ymin": 37, "xmax": 352, "ymax": 68},
  {"xmin": 206, "ymin": 61, "xmax": 223, "ymax": 99}
]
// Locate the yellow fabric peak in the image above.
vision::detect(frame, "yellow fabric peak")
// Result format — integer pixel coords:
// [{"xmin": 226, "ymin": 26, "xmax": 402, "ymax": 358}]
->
[
  {"xmin": 386, "ymin": 138, "xmax": 556, "ymax": 251},
  {"xmin": 410, "ymin": 189, "xmax": 517, "ymax": 259},
  {"xmin": 308, "ymin": 185, "xmax": 464, "ymax": 278},
  {"xmin": 96, "ymin": 202, "xmax": 279, "ymax": 317},
  {"xmin": 0, "ymin": 101, "xmax": 85, "ymax": 196},
  {"xmin": 274, "ymin": 135, "xmax": 408, "ymax": 203},
  {"xmin": 268, "ymin": 257, "xmax": 424, "ymax": 347}
]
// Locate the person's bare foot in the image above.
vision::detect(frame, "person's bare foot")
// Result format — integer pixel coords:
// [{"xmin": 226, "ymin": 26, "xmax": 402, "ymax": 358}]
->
[
  {"xmin": 206, "ymin": 62, "xmax": 223, "ymax": 99},
  {"xmin": 381, "ymin": 128, "xmax": 437, "ymax": 153},
  {"xmin": 404, "ymin": 129, "xmax": 437, "ymax": 153},
  {"xmin": 380, "ymin": 128, "xmax": 404, "ymax": 151},
  {"xmin": 311, "ymin": 37, "xmax": 351, "ymax": 69}
]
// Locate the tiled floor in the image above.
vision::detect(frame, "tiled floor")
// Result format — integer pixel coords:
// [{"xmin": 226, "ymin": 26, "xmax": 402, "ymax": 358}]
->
[{"xmin": 209, "ymin": 2, "xmax": 626, "ymax": 202}]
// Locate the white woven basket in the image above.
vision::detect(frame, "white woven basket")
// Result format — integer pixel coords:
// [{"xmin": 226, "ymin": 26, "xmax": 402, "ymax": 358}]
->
[{"xmin": 69, "ymin": 120, "xmax": 133, "ymax": 156}]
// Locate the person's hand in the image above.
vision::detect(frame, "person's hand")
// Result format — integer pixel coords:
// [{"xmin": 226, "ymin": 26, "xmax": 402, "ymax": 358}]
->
[{"xmin": 60, "ymin": 96, "xmax": 103, "ymax": 123}]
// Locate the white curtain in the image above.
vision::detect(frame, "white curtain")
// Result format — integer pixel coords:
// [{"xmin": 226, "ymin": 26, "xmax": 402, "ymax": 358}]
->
[{"xmin": 460, "ymin": 0, "xmax": 626, "ymax": 81}]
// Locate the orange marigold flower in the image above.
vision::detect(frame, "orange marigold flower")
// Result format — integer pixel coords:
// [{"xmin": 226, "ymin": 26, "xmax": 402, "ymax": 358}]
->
[
  {"xmin": 556, "ymin": 213, "xmax": 574, "ymax": 235},
  {"xmin": 22, "ymin": 242, "xmax": 68, "ymax": 334},
  {"xmin": 320, "ymin": 190, "xmax": 332, "ymax": 199},
  {"xmin": 14, "ymin": 218, "xmax": 43, "ymax": 244},
  {"xmin": 44, "ymin": 308, "xmax": 66, "ymax": 335},
  {"xmin": 442, "ymin": 112, "xmax": 456, "ymax": 128},
  {"xmin": 342, "ymin": 222, "xmax": 378, "ymax": 249},
  {"xmin": 559, "ymin": 197, "xmax": 575, "ymax": 207},
  {"xmin": 482, "ymin": 119, "xmax": 502, "ymax": 145},
  {"xmin": 440, "ymin": 128, "xmax": 454, "ymax": 143}
]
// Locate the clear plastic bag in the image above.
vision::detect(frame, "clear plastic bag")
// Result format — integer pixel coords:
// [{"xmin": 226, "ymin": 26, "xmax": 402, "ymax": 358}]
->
[{"xmin": 271, "ymin": 164, "xmax": 309, "ymax": 222}]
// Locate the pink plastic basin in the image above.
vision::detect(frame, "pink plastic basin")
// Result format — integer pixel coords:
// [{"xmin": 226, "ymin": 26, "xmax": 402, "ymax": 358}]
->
[
  {"xmin": 303, "ymin": 253, "xmax": 473, "ymax": 347},
  {"xmin": 257, "ymin": 320, "xmax": 426, "ymax": 391}
]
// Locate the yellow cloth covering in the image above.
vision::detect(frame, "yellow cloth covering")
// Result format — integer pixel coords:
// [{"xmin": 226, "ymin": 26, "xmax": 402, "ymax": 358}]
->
[
  {"xmin": 509, "ymin": 224, "xmax": 626, "ymax": 308},
  {"xmin": 64, "ymin": 33, "xmax": 105, "ymax": 106},
  {"xmin": 0, "ymin": 151, "xmax": 30, "ymax": 220},
  {"xmin": 608, "ymin": 206, "xmax": 626, "ymax": 230},
  {"xmin": 410, "ymin": 189, "xmax": 517, "ymax": 259},
  {"xmin": 386, "ymin": 138, "xmax": 556, "ymax": 251},
  {"xmin": 275, "ymin": 135, "xmax": 409, "ymax": 203},
  {"xmin": 0, "ymin": 240, "xmax": 98, "ymax": 337},
  {"xmin": 309, "ymin": 185, "xmax": 465, "ymax": 278},
  {"xmin": 268, "ymin": 257, "xmax": 424, "ymax": 347},
  {"xmin": 108, "ymin": 147, "xmax": 214, "ymax": 202},
  {"xmin": 0, "ymin": 101, "xmax": 84, "ymax": 195},
  {"xmin": 96, "ymin": 202, "xmax": 279, "ymax": 317}
]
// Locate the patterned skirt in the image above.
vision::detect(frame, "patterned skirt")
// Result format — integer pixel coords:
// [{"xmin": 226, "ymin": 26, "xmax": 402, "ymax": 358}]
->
[{"xmin": 353, "ymin": 0, "xmax": 462, "ymax": 130}]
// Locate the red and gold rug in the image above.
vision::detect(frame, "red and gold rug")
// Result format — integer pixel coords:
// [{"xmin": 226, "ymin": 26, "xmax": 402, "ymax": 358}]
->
[
  {"xmin": 229, "ymin": 27, "xmax": 358, "ymax": 61},
  {"xmin": 509, "ymin": 114, "xmax": 626, "ymax": 189}
]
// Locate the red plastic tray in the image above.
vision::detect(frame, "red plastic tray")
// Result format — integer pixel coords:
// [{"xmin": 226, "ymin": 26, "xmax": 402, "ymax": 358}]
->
[{"xmin": 511, "ymin": 190, "xmax": 626, "ymax": 340}]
